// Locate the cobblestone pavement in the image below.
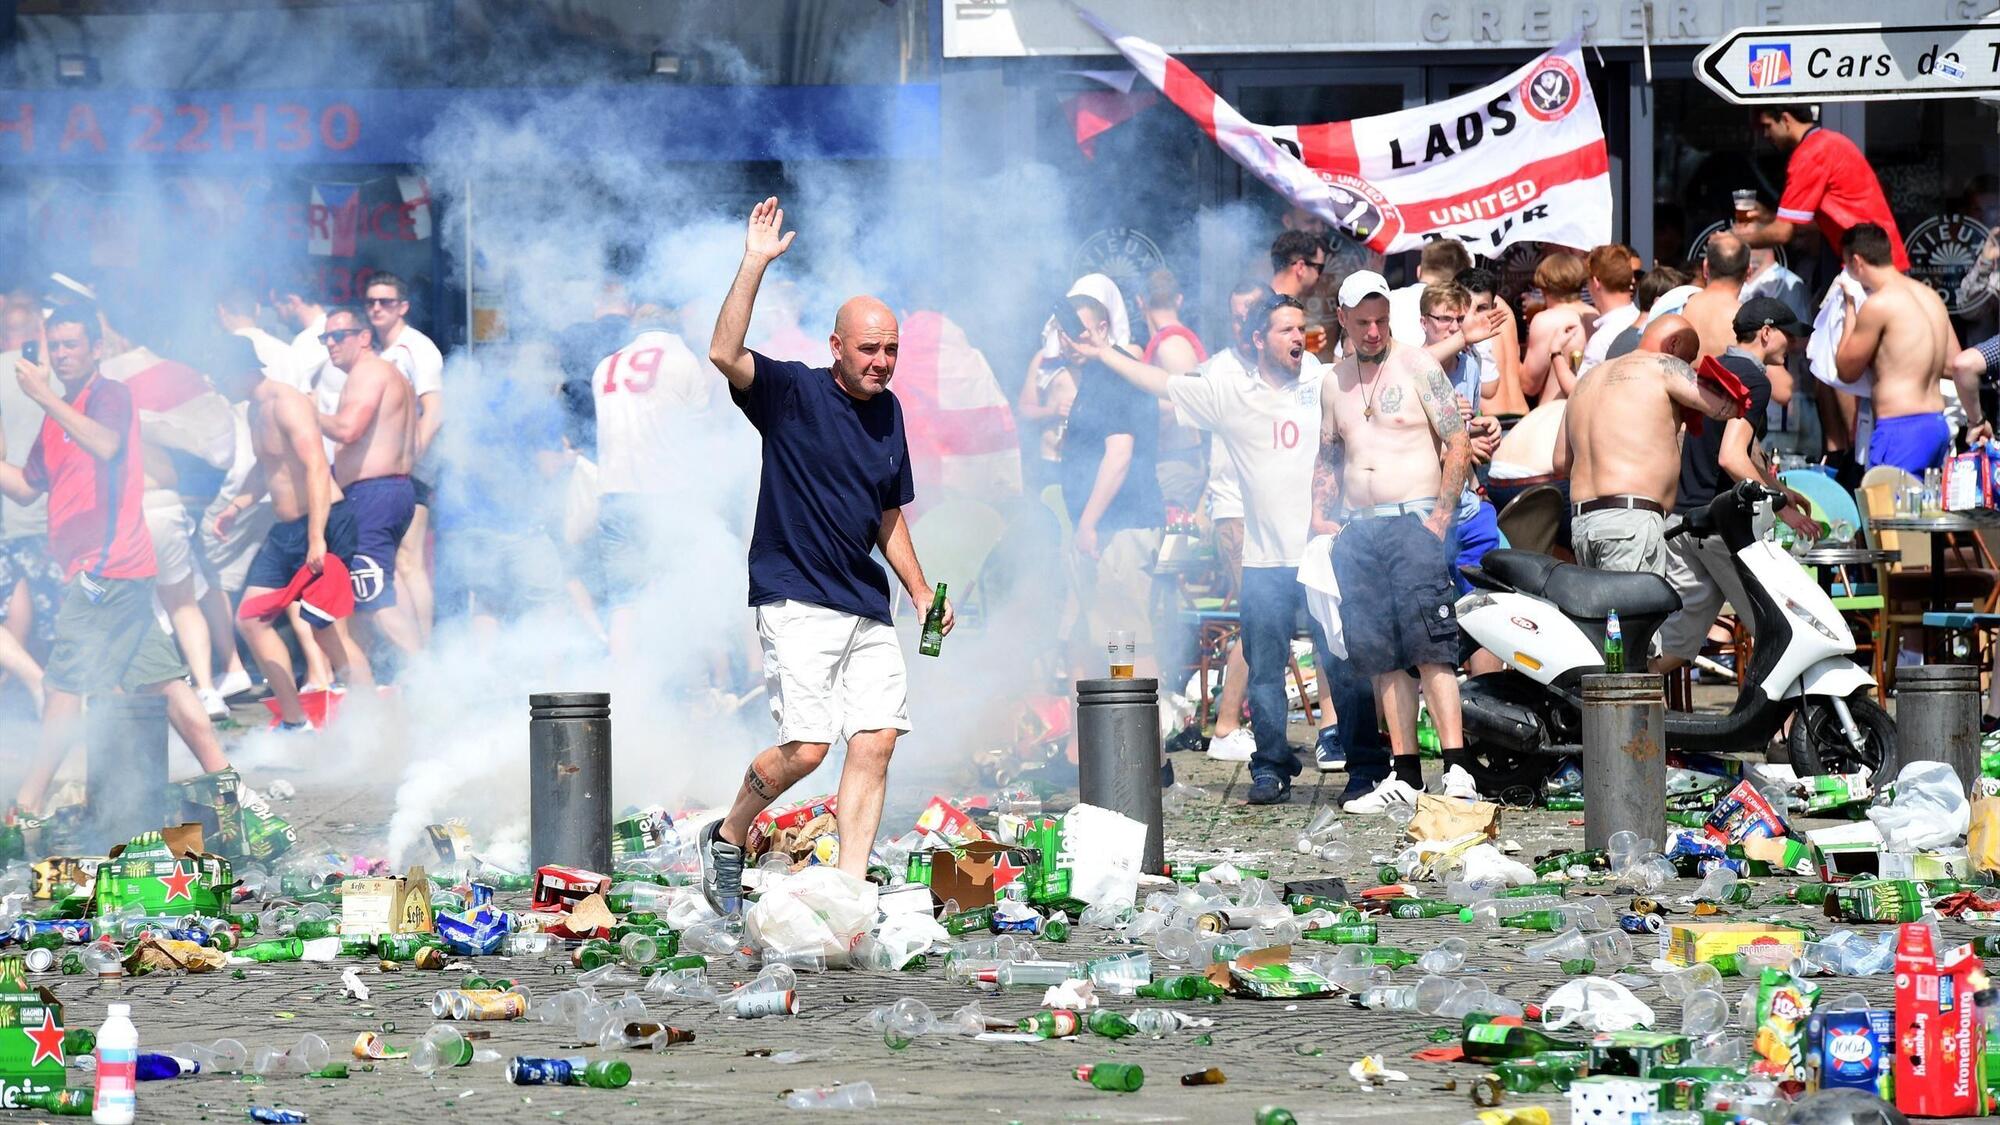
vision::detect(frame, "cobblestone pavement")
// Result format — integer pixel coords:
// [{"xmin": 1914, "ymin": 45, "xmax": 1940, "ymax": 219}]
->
[{"xmin": 1, "ymin": 705, "xmax": 1934, "ymax": 1124}]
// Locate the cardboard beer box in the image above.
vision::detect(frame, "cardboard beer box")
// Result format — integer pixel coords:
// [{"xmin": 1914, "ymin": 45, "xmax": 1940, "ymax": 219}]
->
[
  {"xmin": 1704, "ymin": 780, "xmax": 1787, "ymax": 845},
  {"xmin": 746, "ymin": 796, "xmax": 838, "ymax": 856},
  {"xmin": 1892, "ymin": 921, "xmax": 1985, "ymax": 1118},
  {"xmin": 424, "ymin": 823, "xmax": 473, "ymax": 867},
  {"xmin": 612, "ymin": 806, "xmax": 674, "ymax": 859},
  {"xmin": 1664, "ymin": 922, "xmax": 1805, "ymax": 968},
  {"xmin": 1945, "ymin": 445, "xmax": 1998, "ymax": 512},
  {"xmin": 1589, "ymin": 1030, "xmax": 1693, "ymax": 1077},
  {"xmin": 0, "ymin": 957, "xmax": 67, "ymax": 1106},
  {"xmin": 30, "ymin": 858, "xmax": 104, "ymax": 902},
  {"xmin": 340, "ymin": 866, "xmax": 435, "ymax": 937},
  {"xmin": 172, "ymin": 768, "xmax": 295, "ymax": 865},
  {"xmin": 530, "ymin": 865, "xmax": 612, "ymax": 914},
  {"xmin": 924, "ymin": 840, "xmax": 1039, "ymax": 911},
  {"xmin": 912, "ymin": 797, "xmax": 986, "ymax": 847},
  {"xmin": 1020, "ymin": 816, "xmax": 1079, "ymax": 909},
  {"xmin": 92, "ymin": 826, "xmax": 232, "ymax": 919}
]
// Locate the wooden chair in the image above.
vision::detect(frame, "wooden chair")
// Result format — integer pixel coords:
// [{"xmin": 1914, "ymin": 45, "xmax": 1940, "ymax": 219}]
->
[{"xmin": 1858, "ymin": 476, "xmax": 2000, "ymax": 697}]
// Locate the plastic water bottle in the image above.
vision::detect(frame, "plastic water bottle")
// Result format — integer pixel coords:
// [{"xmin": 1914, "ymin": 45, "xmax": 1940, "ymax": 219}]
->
[{"xmin": 92, "ymin": 1002, "xmax": 137, "ymax": 1124}]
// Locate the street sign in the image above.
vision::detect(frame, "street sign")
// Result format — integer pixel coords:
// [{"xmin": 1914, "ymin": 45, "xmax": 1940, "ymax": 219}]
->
[{"xmin": 1696, "ymin": 22, "xmax": 2000, "ymax": 104}]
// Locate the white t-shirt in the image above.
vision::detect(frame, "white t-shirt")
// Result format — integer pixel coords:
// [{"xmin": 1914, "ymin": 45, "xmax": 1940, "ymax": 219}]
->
[
  {"xmin": 1651, "ymin": 284, "xmax": 1701, "ymax": 320},
  {"xmin": 292, "ymin": 315, "xmax": 335, "ymax": 406},
  {"xmin": 379, "ymin": 323, "xmax": 444, "ymax": 398},
  {"xmin": 1197, "ymin": 349, "xmax": 1249, "ymax": 520},
  {"xmin": 235, "ymin": 326, "xmax": 300, "ymax": 391},
  {"xmin": 1167, "ymin": 354, "xmax": 1324, "ymax": 569},
  {"xmin": 0, "ymin": 348, "xmax": 46, "ymax": 540},
  {"xmin": 1580, "ymin": 301, "xmax": 1641, "ymax": 374},
  {"xmin": 592, "ymin": 329, "xmax": 709, "ymax": 495},
  {"xmin": 1388, "ymin": 283, "xmax": 1427, "ymax": 346}
]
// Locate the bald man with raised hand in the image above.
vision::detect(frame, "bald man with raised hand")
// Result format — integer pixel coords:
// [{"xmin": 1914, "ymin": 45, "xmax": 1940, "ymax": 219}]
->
[{"xmin": 697, "ymin": 196, "xmax": 954, "ymax": 917}]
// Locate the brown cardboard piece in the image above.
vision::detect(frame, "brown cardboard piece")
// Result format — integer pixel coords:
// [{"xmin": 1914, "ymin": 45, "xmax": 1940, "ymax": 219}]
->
[
  {"xmin": 1970, "ymin": 797, "xmax": 2000, "ymax": 873},
  {"xmin": 1405, "ymin": 794, "xmax": 1500, "ymax": 841},
  {"xmin": 927, "ymin": 840, "xmax": 1036, "ymax": 911},
  {"xmin": 339, "ymin": 866, "xmax": 434, "ymax": 937},
  {"xmin": 545, "ymin": 892, "xmax": 615, "ymax": 940}
]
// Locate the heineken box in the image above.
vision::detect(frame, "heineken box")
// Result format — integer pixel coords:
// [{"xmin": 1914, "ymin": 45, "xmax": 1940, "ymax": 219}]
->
[
  {"xmin": 340, "ymin": 866, "xmax": 435, "ymax": 937},
  {"xmin": 0, "ymin": 957, "xmax": 66, "ymax": 1107},
  {"xmin": 612, "ymin": 807, "xmax": 673, "ymax": 859},
  {"xmin": 1020, "ymin": 816, "xmax": 1078, "ymax": 908},
  {"xmin": 93, "ymin": 825, "xmax": 233, "ymax": 919},
  {"xmin": 924, "ymin": 840, "xmax": 1039, "ymax": 911},
  {"xmin": 1589, "ymin": 1030, "xmax": 1692, "ymax": 1077},
  {"xmin": 172, "ymin": 768, "xmax": 295, "ymax": 864}
]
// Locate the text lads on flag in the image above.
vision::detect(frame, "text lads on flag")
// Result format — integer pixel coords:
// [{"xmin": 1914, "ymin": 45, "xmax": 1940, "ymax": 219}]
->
[{"xmin": 1079, "ymin": 8, "xmax": 1612, "ymax": 256}]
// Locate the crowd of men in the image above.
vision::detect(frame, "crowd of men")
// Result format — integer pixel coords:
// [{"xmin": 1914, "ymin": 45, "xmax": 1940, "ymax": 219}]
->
[{"xmin": 1031, "ymin": 102, "xmax": 1990, "ymax": 811}]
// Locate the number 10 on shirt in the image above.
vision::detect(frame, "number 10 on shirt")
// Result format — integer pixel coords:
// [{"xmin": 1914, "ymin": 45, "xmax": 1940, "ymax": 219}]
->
[{"xmin": 1272, "ymin": 419, "xmax": 1300, "ymax": 449}]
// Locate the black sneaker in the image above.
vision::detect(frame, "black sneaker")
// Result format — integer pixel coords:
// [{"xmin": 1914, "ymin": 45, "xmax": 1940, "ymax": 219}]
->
[
  {"xmin": 1160, "ymin": 759, "xmax": 1175, "ymax": 789},
  {"xmin": 1245, "ymin": 775, "xmax": 1291, "ymax": 805},
  {"xmin": 698, "ymin": 820, "xmax": 745, "ymax": 917}
]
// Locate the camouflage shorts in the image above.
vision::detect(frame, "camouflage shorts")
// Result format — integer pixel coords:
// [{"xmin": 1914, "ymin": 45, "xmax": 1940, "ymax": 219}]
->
[{"xmin": 0, "ymin": 537, "xmax": 63, "ymax": 646}]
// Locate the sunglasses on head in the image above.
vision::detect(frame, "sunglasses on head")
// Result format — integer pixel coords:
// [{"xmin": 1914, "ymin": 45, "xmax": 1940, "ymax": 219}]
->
[{"xmin": 320, "ymin": 327, "xmax": 367, "ymax": 345}]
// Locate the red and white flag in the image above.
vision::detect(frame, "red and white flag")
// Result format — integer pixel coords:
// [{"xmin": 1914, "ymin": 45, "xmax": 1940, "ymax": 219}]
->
[
  {"xmin": 1081, "ymin": 9, "xmax": 1612, "ymax": 256},
  {"xmin": 894, "ymin": 311, "xmax": 1021, "ymax": 509},
  {"xmin": 308, "ymin": 183, "xmax": 361, "ymax": 258}
]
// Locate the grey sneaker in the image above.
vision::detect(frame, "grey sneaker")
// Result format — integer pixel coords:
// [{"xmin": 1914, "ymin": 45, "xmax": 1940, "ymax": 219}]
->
[{"xmin": 698, "ymin": 820, "xmax": 746, "ymax": 917}]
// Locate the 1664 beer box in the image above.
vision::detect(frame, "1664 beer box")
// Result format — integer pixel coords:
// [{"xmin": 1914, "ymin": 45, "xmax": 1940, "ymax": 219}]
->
[
  {"xmin": 0, "ymin": 956, "xmax": 65, "ymax": 1107},
  {"xmin": 340, "ymin": 866, "xmax": 435, "ymax": 937},
  {"xmin": 92, "ymin": 826, "xmax": 232, "ymax": 919}
]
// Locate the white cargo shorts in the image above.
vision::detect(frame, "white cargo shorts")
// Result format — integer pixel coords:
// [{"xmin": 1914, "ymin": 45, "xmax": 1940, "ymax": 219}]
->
[{"xmin": 756, "ymin": 599, "xmax": 911, "ymax": 746}]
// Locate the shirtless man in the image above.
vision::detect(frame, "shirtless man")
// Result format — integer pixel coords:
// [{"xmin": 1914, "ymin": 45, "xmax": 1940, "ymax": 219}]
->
[
  {"xmin": 1678, "ymin": 233, "xmax": 1748, "ymax": 361},
  {"xmin": 1521, "ymin": 252, "xmax": 1592, "ymax": 403},
  {"xmin": 316, "ymin": 307, "xmax": 422, "ymax": 657},
  {"xmin": 1834, "ymin": 223, "xmax": 1960, "ymax": 474},
  {"xmin": 207, "ymin": 335, "xmax": 368, "ymax": 728},
  {"xmin": 1312, "ymin": 271, "xmax": 1475, "ymax": 813},
  {"xmin": 1555, "ymin": 330, "xmax": 1740, "ymax": 575}
]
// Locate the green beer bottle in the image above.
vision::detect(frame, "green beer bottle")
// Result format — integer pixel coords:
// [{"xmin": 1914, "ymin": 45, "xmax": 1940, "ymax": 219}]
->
[
  {"xmin": 1256, "ymin": 1110, "xmax": 1298, "ymax": 1125},
  {"xmin": 16, "ymin": 1090, "xmax": 91, "ymax": 1116},
  {"xmin": 1603, "ymin": 610, "xmax": 1624, "ymax": 673},
  {"xmin": 1073, "ymin": 1062, "xmax": 1144, "ymax": 1091},
  {"xmin": 1298, "ymin": 922, "xmax": 1377, "ymax": 945},
  {"xmin": 62, "ymin": 1028, "xmax": 95, "ymax": 1056},
  {"xmin": 1384, "ymin": 899, "xmax": 1464, "ymax": 919},
  {"xmin": 1461, "ymin": 1017, "xmax": 1587, "ymax": 1063},
  {"xmin": 1044, "ymin": 918, "xmax": 1070, "ymax": 943},
  {"xmin": 293, "ymin": 919, "xmax": 340, "ymax": 940},
  {"xmin": 1495, "ymin": 882, "xmax": 1569, "ymax": 899},
  {"xmin": 941, "ymin": 906, "xmax": 996, "ymax": 935},
  {"xmin": 1018, "ymin": 1010, "xmax": 1081, "ymax": 1038},
  {"xmin": 1534, "ymin": 850, "xmax": 1608, "ymax": 876},
  {"xmin": 640, "ymin": 954, "xmax": 710, "ymax": 975},
  {"xmin": 1560, "ymin": 958, "xmax": 1597, "ymax": 975},
  {"xmin": 919, "ymin": 584, "xmax": 949, "ymax": 658},
  {"xmin": 1492, "ymin": 1050, "xmax": 1588, "ymax": 1092},
  {"xmin": 581, "ymin": 1060, "xmax": 631, "ymax": 1089},
  {"xmin": 237, "ymin": 938, "xmax": 304, "ymax": 963},
  {"xmin": 1085, "ymin": 1010, "xmax": 1138, "ymax": 1039},
  {"xmin": 1365, "ymin": 948, "xmax": 1419, "ymax": 969},
  {"xmin": 1544, "ymin": 795, "xmax": 1586, "ymax": 812},
  {"xmin": 1498, "ymin": 910, "xmax": 1568, "ymax": 932},
  {"xmin": 1975, "ymin": 935, "xmax": 2000, "ymax": 957},
  {"xmin": 376, "ymin": 934, "xmax": 442, "ymax": 961},
  {"xmin": 1135, "ymin": 975, "xmax": 1226, "ymax": 1001}
]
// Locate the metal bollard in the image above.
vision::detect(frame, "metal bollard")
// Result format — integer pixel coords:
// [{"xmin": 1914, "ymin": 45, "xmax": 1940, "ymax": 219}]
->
[
  {"xmin": 86, "ymin": 693, "xmax": 169, "ymax": 848},
  {"xmin": 1075, "ymin": 677, "xmax": 1164, "ymax": 874},
  {"xmin": 528, "ymin": 692, "xmax": 613, "ymax": 874},
  {"xmin": 1895, "ymin": 663, "xmax": 1979, "ymax": 787},
  {"xmin": 1580, "ymin": 673, "xmax": 1665, "ymax": 853}
]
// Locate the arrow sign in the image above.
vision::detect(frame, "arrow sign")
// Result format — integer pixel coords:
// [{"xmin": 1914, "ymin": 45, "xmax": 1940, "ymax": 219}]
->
[{"xmin": 1696, "ymin": 22, "xmax": 2000, "ymax": 104}]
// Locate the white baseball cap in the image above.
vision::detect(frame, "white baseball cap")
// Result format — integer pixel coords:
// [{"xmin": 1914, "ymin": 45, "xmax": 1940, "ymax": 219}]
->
[{"xmin": 1336, "ymin": 270, "xmax": 1391, "ymax": 309}]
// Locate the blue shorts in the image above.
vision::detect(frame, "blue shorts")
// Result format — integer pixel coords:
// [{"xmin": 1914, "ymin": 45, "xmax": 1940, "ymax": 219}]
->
[
  {"xmin": 343, "ymin": 475, "xmax": 415, "ymax": 611},
  {"xmin": 1446, "ymin": 500, "xmax": 1504, "ymax": 594},
  {"xmin": 244, "ymin": 502, "xmax": 359, "ymax": 627},
  {"xmin": 1868, "ymin": 413, "xmax": 1951, "ymax": 476}
]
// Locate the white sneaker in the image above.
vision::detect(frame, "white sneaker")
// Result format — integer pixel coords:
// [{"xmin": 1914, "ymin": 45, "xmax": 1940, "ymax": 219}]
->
[
  {"xmin": 1342, "ymin": 776, "xmax": 1422, "ymax": 814},
  {"xmin": 1206, "ymin": 728, "xmax": 1257, "ymax": 762},
  {"xmin": 215, "ymin": 668, "xmax": 254, "ymax": 699},
  {"xmin": 199, "ymin": 689, "xmax": 229, "ymax": 722},
  {"xmin": 1440, "ymin": 764, "xmax": 1483, "ymax": 802}
]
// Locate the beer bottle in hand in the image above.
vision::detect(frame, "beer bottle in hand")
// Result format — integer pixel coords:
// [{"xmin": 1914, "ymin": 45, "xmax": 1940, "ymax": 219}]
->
[{"xmin": 919, "ymin": 583, "xmax": 948, "ymax": 657}]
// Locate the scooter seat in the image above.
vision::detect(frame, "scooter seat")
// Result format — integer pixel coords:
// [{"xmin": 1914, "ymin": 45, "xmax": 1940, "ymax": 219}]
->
[{"xmin": 1480, "ymin": 549, "xmax": 1682, "ymax": 620}]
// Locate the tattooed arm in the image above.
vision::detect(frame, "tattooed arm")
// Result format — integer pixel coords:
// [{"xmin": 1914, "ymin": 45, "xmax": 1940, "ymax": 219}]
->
[
  {"xmin": 1310, "ymin": 386, "xmax": 1344, "ymax": 538},
  {"xmin": 1416, "ymin": 359, "xmax": 1472, "ymax": 540},
  {"xmin": 1655, "ymin": 353, "xmax": 1742, "ymax": 420}
]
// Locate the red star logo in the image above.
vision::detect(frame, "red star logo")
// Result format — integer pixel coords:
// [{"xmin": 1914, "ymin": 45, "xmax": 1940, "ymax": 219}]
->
[
  {"xmin": 158, "ymin": 862, "xmax": 197, "ymax": 903},
  {"xmin": 24, "ymin": 1011, "xmax": 63, "ymax": 1068},
  {"xmin": 991, "ymin": 853, "xmax": 1026, "ymax": 891}
]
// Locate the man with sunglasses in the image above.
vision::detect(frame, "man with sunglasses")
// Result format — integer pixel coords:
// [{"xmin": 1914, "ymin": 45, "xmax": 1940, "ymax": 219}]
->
[
  {"xmin": 361, "ymin": 274, "xmax": 442, "ymax": 647},
  {"xmin": 1267, "ymin": 230, "xmax": 1326, "ymax": 301},
  {"xmin": 318, "ymin": 307, "xmax": 422, "ymax": 659}
]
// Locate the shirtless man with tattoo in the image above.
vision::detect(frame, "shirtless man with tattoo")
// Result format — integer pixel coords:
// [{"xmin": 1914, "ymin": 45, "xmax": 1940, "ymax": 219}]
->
[
  {"xmin": 1311, "ymin": 271, "xmax": 1476, "ymax": 812},
  {"xmin": 1555, "ymin": 324, "xmax": 1740, "ymax": 575}
]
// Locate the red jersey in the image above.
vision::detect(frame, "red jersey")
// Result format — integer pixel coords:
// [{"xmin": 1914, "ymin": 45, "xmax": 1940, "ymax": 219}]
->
[
  {"xmin": 22, "ymin": 374, "xmax": 155, "ymax": 580},
  {"xmin": 1776, "ymin": 126, "xmax": 1908, "ymax": 270},
  {"xmin": 1142, "ymin": 324, "xmax": 1210, "ymax": 367}
]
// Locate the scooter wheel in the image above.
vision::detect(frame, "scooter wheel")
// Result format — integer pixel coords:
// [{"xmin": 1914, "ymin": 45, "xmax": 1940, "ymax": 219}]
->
[{"xmin": 1786, "ymin": 691, "xmax": 1894, "ymax": 777}]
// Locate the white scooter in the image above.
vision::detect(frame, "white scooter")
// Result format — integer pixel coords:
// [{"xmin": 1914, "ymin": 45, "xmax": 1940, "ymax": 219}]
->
[{"xmin": 1454, "ymin": 480, "xmax": 1889, "ymax": 794}]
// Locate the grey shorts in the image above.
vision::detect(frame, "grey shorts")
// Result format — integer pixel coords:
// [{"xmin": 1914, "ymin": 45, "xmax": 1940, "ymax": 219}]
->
[
  {"xmin": 1570, "ymin": 508, "xmax": 1667, "ymax": 575},
  {"xmin": 1330, "ymin": 513, "xmax": 1459, "ymax": 678},
  {"xmin": 45, "ymin": 575, "xmax": 188, "ymax": 695},
  {"xmin": 1658, "ymin": 533, "xmax": 1752, "ymax": 660}
]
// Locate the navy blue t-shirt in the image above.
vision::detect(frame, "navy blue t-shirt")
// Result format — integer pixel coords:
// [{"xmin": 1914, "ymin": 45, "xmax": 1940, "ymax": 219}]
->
[
  {"xmin": 731, "ymin": 352, "xmax": 915, "ymax": 624},
  {"xmin": 1059, "ymin": 358, "xmax": 1162, "ymax": 533}
]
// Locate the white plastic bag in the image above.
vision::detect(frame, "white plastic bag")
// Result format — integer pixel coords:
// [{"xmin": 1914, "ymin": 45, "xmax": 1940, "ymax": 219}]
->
[
  {"xmin": 1297, "ymin": 534, "xmax": 1347, "ymax": 659},
  {"xmin": 1542, "ymin": 976, "xmax": 1655, "ymax": 1032},
  {"xmin": 1867, "ymin": 760, "xmax": 1969, "ymax": 851},
  {"xmin": 1061, "ymin": 804, "xmax": 1146, "ymax": 909},
  {"xmin": 744, "ymin": 866, "xmax": 879, "ymax": 965}
]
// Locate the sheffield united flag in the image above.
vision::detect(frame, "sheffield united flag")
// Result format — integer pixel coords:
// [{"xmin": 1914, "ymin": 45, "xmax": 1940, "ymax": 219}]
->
[{"xmin": 1081, "ymin": 9, "xmax": 1613, "ymax": 256}]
